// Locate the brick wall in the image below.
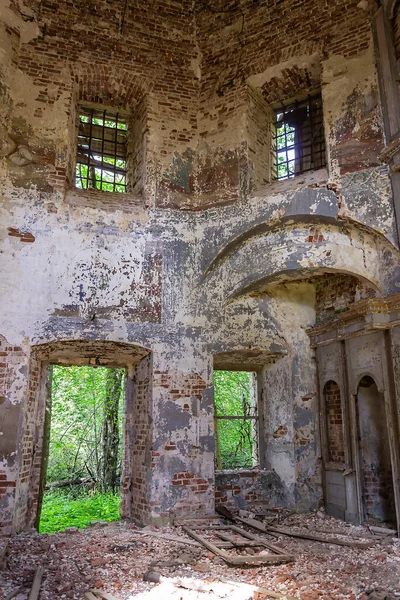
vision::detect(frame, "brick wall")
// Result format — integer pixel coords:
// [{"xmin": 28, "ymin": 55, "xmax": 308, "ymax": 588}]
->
[
  {"xmin": 14, "ymin": 354, "xmax": 44, "ymax": 532},
  {"xmin": 1, "ymin": 0, "xmax": 381, "ymax": 209},
  {"xmin": 0, "ymin": 337, "xmax": 26, "ymax": 536},
  {"xmin": 315, "ymin": 274, "xmax": 376, "ymax": 324},
  {"xmin": 245, "ymin": 86, "xmax": 273, "ymax": 191},
  {"xmin": 215, "ymin": 470, "xmax": 266, "ymax": 510},
  {"xmin": 121, "ymin": 355, "xmax": 153, "ymax": 524},
  {"xmin": 150, "ymin": 369, "xmax": 214, "ymax": 520},
  {"xmin": 215, "ymin": 469, "xmax": 287, "ymax": 511},
  {"xmin": 324, "ymin": 380, "xmax": 345, "ymax": 464}
]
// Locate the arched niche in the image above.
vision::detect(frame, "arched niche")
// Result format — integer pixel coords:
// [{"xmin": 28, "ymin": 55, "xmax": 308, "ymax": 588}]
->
[{"xmin": 356, "ymin": 375, "xmax": 396, "ymax": 524}]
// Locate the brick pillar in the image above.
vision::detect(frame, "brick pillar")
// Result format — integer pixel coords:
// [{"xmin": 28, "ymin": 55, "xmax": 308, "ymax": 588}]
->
[
  {"xmin": 0, "ymin": 336, "xmax": 29, "ymax": 535},
  {"xmin": 121, "ymin": 354, "xmax": 153, "ymax": 523},
  {"xmin": 148, "ymin": 352, "xmax": 214, "ymax": 523}
]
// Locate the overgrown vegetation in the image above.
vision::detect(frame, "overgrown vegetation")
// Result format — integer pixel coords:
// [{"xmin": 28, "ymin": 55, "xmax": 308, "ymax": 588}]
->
[
  {"xmin": 39, "ymin": 488, "xmax": 120, "ymax": 533},
  {"xmin": 40, "ymin": 366, "xmax": 124, "ymax": 533},
  {"xmin": 48, "ymin": 366, "xmax": 124, "ymax": 490},
  {"xmin": 40, "ymin": 366, "xmax": 256, "ymax": 533},
  {"xmin": 214, "ymin": 370, "xmax": 257, "ymax": 470}
]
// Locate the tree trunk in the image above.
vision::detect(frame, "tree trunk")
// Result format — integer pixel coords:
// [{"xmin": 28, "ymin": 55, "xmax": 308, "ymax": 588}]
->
[{"xmin": 101, "ymin": 369, "xmax": 123, "ymax": 492}]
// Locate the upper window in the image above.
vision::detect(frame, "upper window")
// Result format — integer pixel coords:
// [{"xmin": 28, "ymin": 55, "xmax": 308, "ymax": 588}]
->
[
  {"xmin": 76, "ymin": 107, "xmax": 128, "ymax": 193},
  {"xmin": 214, "ymin": 370, "xmax": 258, "ymax": 470},
  {"xmin": 274, "ymin": 94, "xmax": 326, "ymax": 180}
]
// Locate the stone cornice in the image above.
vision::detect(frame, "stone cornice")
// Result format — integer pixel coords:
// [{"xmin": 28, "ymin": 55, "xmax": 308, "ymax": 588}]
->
[
  {"xmin": 379, "ymin": 135, "xmax": 400, "ymax": 164},
  {"xmin": 307, "ymin": 293, "xmax": 400, "ymax": 345}
]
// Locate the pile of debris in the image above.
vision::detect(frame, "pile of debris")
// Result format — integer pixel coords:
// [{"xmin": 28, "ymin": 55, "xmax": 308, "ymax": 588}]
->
[{"xmin": 1, "ymin": 509, "xmax": 399, "ymax": 599}]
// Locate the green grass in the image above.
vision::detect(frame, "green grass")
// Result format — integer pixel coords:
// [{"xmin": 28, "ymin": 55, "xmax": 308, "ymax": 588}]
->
[{"xmin": 39, "ymin": 489, "xmax": 120, "ymax": 533}]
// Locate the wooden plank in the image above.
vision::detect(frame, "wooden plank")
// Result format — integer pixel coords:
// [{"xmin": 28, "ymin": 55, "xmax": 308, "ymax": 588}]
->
[
  {"xmin": 188, "ymin": 525, "xmax": 232, "ymax": 530},
  {"xmin": 4, "ymin": 586, "xmax": 26, "ymax": 600},
  {"xmin": 217, "ymin": 505, "xmax": 373, "ymax": 548},
  {"xmin": 132, "ymin": 531, "xmax": 201, "ymax": 547},
  {"xmin": 182, "ymin": 525, "xmax": 292, "ymax": 566},
  {"xmin": 266, "ymin": 525, "xmax": 373, "ymax": 549},
  {"xmin": 228, "ymin": 524, "xmax": 290, "ymax": 556},
  {"xmin": 214, "ymin": 530, "xmax": 256, "ymax": 547},
  {"xmin": 214, "ymin": 540, "xmax": 264, "ymax": 548},
  {"xmin": 28, "ymin": 566, "xmax": 44, "ymax": 600}
]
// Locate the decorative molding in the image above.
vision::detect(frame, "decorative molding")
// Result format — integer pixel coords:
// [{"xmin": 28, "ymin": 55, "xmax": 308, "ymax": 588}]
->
[
  {"xmin": 379, "ymin": 135, "xmax": 400, "ymax": 164},
  {"xmin": 307, "ymin": 293, "xmax": 400, "ymax": 345}
]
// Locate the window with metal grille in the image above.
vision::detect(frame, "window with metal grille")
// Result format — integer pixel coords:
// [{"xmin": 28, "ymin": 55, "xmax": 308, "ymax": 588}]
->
[
  {"xmin": 76, "ymin": 107, "xmax": 128, "ymax": 193},
  {"xmin": 274, "ymin": 95, "xmax": 326, "ymax": 180},
  {"xmin": 214, "ymin": 371, "xmax": 259, "ymax": 470}
]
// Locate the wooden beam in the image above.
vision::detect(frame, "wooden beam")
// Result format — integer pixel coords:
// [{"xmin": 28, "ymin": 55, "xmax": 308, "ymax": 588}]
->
[{"xmin": 28, "ymin": 566, "xmax": 44, "ymax": 600}]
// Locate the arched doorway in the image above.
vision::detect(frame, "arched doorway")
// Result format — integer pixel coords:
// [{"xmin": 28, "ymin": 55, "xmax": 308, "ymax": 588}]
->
[{"xmin": 356, "ymin": 376, "xmax": 396, "ymax": 524}]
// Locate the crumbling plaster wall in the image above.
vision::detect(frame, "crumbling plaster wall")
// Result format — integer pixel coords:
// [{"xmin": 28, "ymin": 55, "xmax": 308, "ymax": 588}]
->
[{"xmin": 1, "ymin": 0, "xmax": 400, "ymax": 533}]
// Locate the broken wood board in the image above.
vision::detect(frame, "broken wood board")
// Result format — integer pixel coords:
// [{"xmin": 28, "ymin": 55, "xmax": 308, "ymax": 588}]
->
[
  {"xmin": 4, "ymin": 586, "xmax": 26, "ymax": 600},
  {"xmin": 216, "ymin": 506, "xmax": 373, "ymax": 549},
  {"xmin": 28, "ymin": 566, "xmax": 44, "ymax": 600},
  {"xmin": 181, "ymin": 524, "xmax": 293, "ymax": 566},
  {"xmin": 132, "ymin": 530, "xmax": 201, "ymax": 547}
]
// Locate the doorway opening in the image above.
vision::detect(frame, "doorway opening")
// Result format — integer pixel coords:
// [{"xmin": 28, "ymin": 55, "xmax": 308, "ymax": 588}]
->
[
  {"xmin": 356, "ymin": 376, "xmax": 396, "ymax": 525},
  {"xmin": 38, "ymin": 365, "xmax": 125, "ymax": 533}
]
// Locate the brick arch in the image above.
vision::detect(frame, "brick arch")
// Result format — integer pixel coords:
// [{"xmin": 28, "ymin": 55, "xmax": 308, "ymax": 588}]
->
[
  {"xmin": 323, "ymin": 380, "xmax": 345, "ymax": 464},
  {"xmin": 70, "ymin": 63, "xmax": 146, "ymax": 110},
  {"xmin": 260, "ymin": 63, "xmax": 321, "ymax": 106}
]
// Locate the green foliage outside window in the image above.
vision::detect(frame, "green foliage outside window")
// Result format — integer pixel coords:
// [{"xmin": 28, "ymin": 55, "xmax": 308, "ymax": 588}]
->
[
  {"xmin": 76, "ymin": 110, "xmax": 128, "ymax": 192},
  {"xmin": 48, "ymin": 366, "xmax": 124, "ymax": 484},
  {"xmin": 276, "ymin": 118, "xmax": 296, "ymax": 180},
  {"xmin": 214, "ymin": 370, "xmax": 257, "ymax": 470}
]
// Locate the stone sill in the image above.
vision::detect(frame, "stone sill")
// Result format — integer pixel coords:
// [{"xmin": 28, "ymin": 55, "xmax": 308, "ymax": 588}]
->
[
  {"xmin": 253, "ymin": 168, "xmax": 329, "ymax": 199},
  {"xmin": 215, "ymin": 468, "xmax": 261, "ymax": 477}
]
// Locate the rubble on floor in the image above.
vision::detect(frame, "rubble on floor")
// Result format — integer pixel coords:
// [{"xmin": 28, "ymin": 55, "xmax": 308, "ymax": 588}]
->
[{"xmin": 0, "ymin": 510, "xmax": 399, "ymax": 600}]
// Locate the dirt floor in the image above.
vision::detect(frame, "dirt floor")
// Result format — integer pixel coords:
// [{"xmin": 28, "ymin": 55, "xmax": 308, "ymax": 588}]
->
[{"xmin": 1, "ymin": 510, "xmax": 400, "ymax": 600}]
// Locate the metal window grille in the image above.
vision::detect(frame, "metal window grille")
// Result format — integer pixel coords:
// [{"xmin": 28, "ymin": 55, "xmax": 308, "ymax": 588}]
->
[
  {"xmin": 274, "ymin": 95, "xmax": 326, "ymax": 180},
  {"xmin": 214, "ymin": 372, "xmax": 259, "ymax": 471},
  {"xmin": 76, "ymin": 106, "xmax": 128, "ymax": 193}
]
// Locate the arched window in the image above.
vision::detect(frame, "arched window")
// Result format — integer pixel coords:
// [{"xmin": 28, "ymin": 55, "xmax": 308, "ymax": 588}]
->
[{"xmin": 323, "ymin": 380, "xmax": 345, "ymax": 463}]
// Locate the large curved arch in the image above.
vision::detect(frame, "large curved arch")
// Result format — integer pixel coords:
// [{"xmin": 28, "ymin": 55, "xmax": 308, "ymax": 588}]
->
[
  {"xmin": 199, "ymin": 218, "xmax": 400, "ymax": 307},
  {"xmin": 202, "ymin": 215, "xmax": 399, "ymax": 283}
]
